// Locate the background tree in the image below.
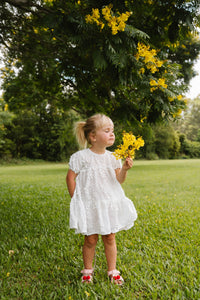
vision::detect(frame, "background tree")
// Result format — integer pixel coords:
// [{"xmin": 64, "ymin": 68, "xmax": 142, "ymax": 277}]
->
[
  {"xmin": 173, "ymin": 95, "xmax": 200, "ymax": 141},
  {"xmin": 154, "ymin": 124, "xmax": 180, "ymax": 159},
  {"xmin": 0, "ymin": 0, "xmax": 200, "ymax": 160},
  {"xmin": 0, "ymin": 98, "xmax": 14, "ymax": 157},
  {"xmin": 1, "ymin": 0, "xmax": 199, "ymax": 122}
]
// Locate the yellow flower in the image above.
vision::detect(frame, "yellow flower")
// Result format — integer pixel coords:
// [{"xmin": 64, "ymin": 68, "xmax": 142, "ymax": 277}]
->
[
  {"xmin": 92, "ymin": 8, "xmax": 100, "ymax": 19},
  {"xmin": 139, "ymin": 67, "xmax": 145, "ymax": 74},
  {"xmin": 85, "ymin": 15, "xmax": 93, "ymax": 23},
  {"xmin": 86, "ymin": 5, "xmax": 131, "ymax": 35},
  {"xmin": 158, "ymin": 78, "xmax": 167, "ymax": 88},
  {"xmin": 149, "ymin": 78, "xmax": 167, "ymax": 92},
  {"xmin": 150, "ymin": 79, "xmax": 158, "ymax": 86},
  {"xmin": 156, "ymin": 60, "xmax": 164, "ymax": 68},
  {"xmin": 135, "ymin": 43, "xmax": 164, "ymax": 74},
  {"xmin": 168, "ymin": 97, "xmax": 174, "ymax": 102},
  {"xmin": 172, "ymin": 109, "xmax": 182, "ymax": 118},
  {"xmin": 148, "ymin": 64, "xmax": 158, "ymax": 73},
  {"xmin": 177, "ymin": 95, "xmax": 183, "ymax": 100},
  {"xmin": 44, "ymin": 0, "xmax": 54, "ymax": 3},
  {"xmin": 140, "ymin": 116, "xmax": 147, "ymax": 123},
  {"xmin": 85, "ymin": 291, "xmax": 90, "ymax": 297},
  {"xmin": 102, "ymin": 4, "xmax": 112, "ymax": 20},
  {"xmin": 33, "ymin": 28, "xmax": 39, "ymax": 34},
  {"xmin": 113, "ymin": 131, "xmax": 144, "ymax": 160}
]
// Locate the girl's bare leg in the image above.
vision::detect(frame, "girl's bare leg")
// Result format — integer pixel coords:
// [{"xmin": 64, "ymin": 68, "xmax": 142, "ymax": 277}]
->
[
  {"xmin": 102, "ymin": 233, "xmax": 117, "ymax": 271},
  {"xmin": 83, "ymin": 234, "xmax": 98, "ymax": 269}
]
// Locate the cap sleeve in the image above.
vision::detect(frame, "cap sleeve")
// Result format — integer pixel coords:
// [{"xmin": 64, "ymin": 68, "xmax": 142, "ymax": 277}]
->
[
  {"xmin": 68, "ymin": 152, "xmax": 81, "ymax": 174},
  {"xmin": 111, "ymin": 152, "xmax": 122, "ymax": 169}
]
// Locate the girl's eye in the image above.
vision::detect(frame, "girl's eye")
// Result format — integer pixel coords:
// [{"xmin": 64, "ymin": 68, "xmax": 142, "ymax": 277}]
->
[{"xmin": 104, "ymin": 128, "xmax": 114, "ymax": 133}]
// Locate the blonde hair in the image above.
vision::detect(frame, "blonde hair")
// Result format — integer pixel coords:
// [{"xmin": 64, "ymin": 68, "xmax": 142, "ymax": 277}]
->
[{"xmin": 75, "ymin": 114, "xmax": 113, "ymax": 148}]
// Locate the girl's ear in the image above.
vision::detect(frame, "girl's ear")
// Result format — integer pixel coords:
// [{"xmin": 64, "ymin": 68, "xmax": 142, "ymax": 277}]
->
[{"xmin": 89, "ymin": 132, "xmax": 96, "ymax": 143}]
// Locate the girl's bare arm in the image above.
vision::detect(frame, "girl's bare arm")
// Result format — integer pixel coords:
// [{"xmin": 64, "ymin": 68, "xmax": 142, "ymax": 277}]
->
[
  {"xmin": 115, "ymin": 157, "xmax": 133, "ymax": 184},
  {"xmin": 66, "ymin": 169, "xmax": 77, "ymax": 198}
]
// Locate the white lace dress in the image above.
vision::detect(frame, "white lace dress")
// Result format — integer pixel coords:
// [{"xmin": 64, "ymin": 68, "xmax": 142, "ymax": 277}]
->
[{"xmin": 69, "ymin": 148, "xmax": 137, "ymax": 235}]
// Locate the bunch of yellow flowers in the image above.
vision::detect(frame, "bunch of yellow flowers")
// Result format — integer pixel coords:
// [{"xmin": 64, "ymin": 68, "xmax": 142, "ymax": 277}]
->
[
  {"xmin": 113, "ymin": 131, "xmax": 145, "ymax": 160},
  {"xmin": 150, "ymin": 78, "xmax": 168, "ymax": 92},
  {"xmin": 135, "ymin": 42, "xmax": 164, "ymax": 74},
  {"xmin": 85, "ymin": 4, "xmax": 132, "ymax": 35}
]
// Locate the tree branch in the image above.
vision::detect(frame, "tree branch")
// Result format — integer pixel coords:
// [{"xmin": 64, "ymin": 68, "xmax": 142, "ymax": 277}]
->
[{"xmin": 2, "ymin": 0, "xmax": 53, "ymax": 14}]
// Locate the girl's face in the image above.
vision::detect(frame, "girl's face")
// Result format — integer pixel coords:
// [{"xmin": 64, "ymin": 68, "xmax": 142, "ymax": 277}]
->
[{"xmin": 91, "ymin": 123, "xmax": 115, "ymax": 148}]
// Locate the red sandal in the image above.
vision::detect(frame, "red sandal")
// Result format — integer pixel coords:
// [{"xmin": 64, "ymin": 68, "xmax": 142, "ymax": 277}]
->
[
  {"xmin": 81, "ymin": 268, "xmax": 94, "ymax": 283},
  {"xmin": 108, "ymin": 269, "xmax": 124, "ymax": 286}
]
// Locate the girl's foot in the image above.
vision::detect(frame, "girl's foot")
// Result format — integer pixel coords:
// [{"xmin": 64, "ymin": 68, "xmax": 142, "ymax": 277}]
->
[
  {"xmin": 81, "ymin": 268, "xmax": 94, "ymax": 284},
  {"xmin": 108, "ymin": 269, "xmax": 124, "ymax": 286}
]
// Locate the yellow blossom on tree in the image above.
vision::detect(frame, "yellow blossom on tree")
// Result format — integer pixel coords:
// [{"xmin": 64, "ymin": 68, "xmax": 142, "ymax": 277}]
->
[
  {"xmin": 85, "ymin": 4, "xmax": 131, "ymax": 35},
  {"xmin": 158, "ymin": 78, "xmax": 167, "ymax": 88},
  {"xmin": 43, "ymin": 0, "xmax": 54, "ymax": 4},
  {"xmin": 149, "ymin": 78, "xmax": 167, "ymax": 92},
  {"xmin": 149, "ymin": 64, "xmax": 158, "ymax": 74},
  {"xmin": 113, "ymin": 131, "xmax": 145, "ymax": 160},
  {"xmin": 177, "ymin": 95, "xmax": 183, "ymax": 100},
  {"xmin": 140, "ymin": 116, "xmax": 147, "ymax": 123},
  {"xmin": 139, "ymin": 67, "xmax": 145, "ymax": 74},
  {"xmin": 85, "ymin": 15, "xmax": 93, "ymax": 23},
  {"xmin": 33, "ymin": 28, "xmax": 39, "ymax": 34},
  {"xmin": 102, "ymin": 4, "xmax": 112, "ymax": 21},
  {"xmin": 168, "ymin": 97, "xmax": 174, "ymax": 102},
  {"xmin": 173, "ymin": 109, "xmax": 182, "ymax": 118},
  {"xmin": 92, "ymin": 8, "xmax": 100, "ymax": 19},
  {"xmin": 135, "ymin": 42, "xmax": 164, "ymax": 74},
  {"xmin": 150, "ymin": 79, "xmax": 157, "ymax": 86}
]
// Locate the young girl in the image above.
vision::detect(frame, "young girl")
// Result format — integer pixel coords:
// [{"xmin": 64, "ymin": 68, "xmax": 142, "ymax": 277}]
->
[{"xmin": 66, "ymin": 114, "xmax": 137, "ymax": 285}]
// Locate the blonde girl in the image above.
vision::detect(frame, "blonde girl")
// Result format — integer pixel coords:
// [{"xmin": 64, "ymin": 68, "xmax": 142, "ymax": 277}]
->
[{"xmin": 66, "ymin": 114, "xmax": 137, "ymax": 285}]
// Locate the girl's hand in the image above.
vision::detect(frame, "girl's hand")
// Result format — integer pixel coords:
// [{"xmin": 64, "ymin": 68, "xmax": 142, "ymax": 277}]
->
[
  {"xmin": 122, "ymin": 157, "xmax": 133, "ymax": 170},
  {"xmin": 116, "ymin": 157, "xmax": 133, "ymax": 183}
]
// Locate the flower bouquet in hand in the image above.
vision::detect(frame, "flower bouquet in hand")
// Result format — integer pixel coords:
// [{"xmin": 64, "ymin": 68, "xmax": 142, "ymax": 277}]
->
[{"xmin": 113, "ymin": 131, "xmax": 145, "ymax": 160}]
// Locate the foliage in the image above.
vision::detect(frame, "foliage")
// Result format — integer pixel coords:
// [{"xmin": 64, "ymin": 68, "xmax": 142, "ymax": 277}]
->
[
  {"xmin": 0, "ymin": 107, "xmax": 79, "ymax": 161},
  {"xmin": 178, "ymin": 133, "xmax": 200, "ymax": 158},
  {"xmin": 173, "ymin": 95, "xmax": 200, "ymax": 141},
  {"xmin": 1, "ymin": 104, "xmax": 200, "ymax": 160},
  {"xmin": 0, "ymin": 98, "xmax": 14, "ymax": 154},
  {"xmin": 0, "ymin": 0, "xmax": 200, "ymax": 125},
  {"xmin": 1, "ymin": 0, "xmax": 200, "ymax": 161},
  {"xmin": 0, "ymin": 160, "xmax": 200, "ymax": 298},
  {"xmin": 153, "ymin": 124, "xmax": 181, "ymax": 159}
]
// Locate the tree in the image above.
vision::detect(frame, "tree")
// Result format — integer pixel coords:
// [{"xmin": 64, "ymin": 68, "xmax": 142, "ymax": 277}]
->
[
  {"xmin": 153, "ymin": 124, "xmax": 180, "ymax": 159},
  {"xmin": 0, "ymin": 98, "xmax": 14, "ymax": 156},
  {"xmin": 1, "ymin": 105, "xmax": 79, "ymax": 160},
  {"xmin": 173, "ymin": 95, "xmax": 200, "ymax": 141},
  {"xmin": 1, "ymin": 0, "xmax": 199, "ymax": 125}
]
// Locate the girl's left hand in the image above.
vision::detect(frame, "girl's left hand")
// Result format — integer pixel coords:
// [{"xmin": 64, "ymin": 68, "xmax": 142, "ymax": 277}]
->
[{"xmin": 123, "ymin": 157, "xmax": 133, "ymax": 170}]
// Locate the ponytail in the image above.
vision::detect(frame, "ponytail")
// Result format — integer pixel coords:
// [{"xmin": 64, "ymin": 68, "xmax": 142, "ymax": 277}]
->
[{"xmin": 75, "ymin": 121, "xmax": 87, "ymax": 148}]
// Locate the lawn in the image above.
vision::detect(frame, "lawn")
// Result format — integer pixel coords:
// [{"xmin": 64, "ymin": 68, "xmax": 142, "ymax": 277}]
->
[{"xmin": 0, "ymin": 160, "xmax": 200, "ymax": 299}]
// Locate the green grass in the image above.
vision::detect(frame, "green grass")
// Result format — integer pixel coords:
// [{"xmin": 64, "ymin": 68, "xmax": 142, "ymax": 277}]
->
[{"xmin": 0, "ymin": 160, "xmax": 200, "ymax": 299}]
